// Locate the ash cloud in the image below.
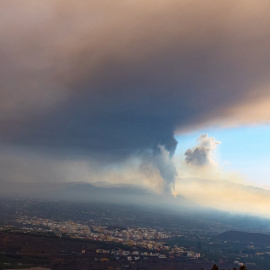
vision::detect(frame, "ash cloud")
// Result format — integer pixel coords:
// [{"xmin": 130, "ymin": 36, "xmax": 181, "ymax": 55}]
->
[
  {"xmin": 155, "ymin": 145, "xmax": 177, "ymax": 191},
  {"xmin": 140, "ymin": 145, "xmax": 178, "ymax": 192},
  {"xmin": 0, "ymin": 0, "xmax": 270, "ymax": 190},
  {"xmin": 185, "ymin": 134, "xmax": 221, "ymax": 167}
]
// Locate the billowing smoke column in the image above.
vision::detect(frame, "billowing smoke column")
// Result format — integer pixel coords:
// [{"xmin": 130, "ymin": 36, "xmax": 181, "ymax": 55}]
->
[
  {"xmin": 138, "ymin": 141, "xmax": 178, "ymax": 194},
  {"xmin": 185, "ymin": 134, "xmax": 221, "ymax": 167},
  {"xmin": 154, "ymin": 144, "xmax": 178, "ymax": 193}
]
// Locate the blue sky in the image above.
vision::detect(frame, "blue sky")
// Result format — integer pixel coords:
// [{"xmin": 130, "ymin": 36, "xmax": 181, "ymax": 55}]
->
[{"xmin": 176, "ymin": 124, "xmax": 270, "ymax": 188}]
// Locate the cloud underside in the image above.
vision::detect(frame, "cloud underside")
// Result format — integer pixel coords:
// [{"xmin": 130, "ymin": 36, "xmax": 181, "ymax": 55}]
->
[{"xmin": 1, "ymin": 0, "xmax": 270, "ymax": 156}]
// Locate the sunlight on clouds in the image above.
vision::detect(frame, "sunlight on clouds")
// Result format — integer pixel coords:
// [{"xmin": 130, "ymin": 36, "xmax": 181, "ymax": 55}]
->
[
  {"xmin": 180, "ymin": 85, "xmax": 270, "ymax": 132},
  {"xmin": 224, "ymin": 90, "xmax": 270, "ymax": 126},
  {"xmin": 0, "ymin": 146, "xmax": 166, "ymax": 194},
  {"xmin": 88, "ymin": 156, "xmax": 166, "ymax": 194}
]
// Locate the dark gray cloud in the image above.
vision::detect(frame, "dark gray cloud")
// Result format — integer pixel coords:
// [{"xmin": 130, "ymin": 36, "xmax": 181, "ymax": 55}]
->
[
  {"xmin": 0, "ymin": 0, "xmax": 270, "ymax": 187},
  {"xmin": 185, "ymin": 148, "xmax": 208, "ymax": 167}
]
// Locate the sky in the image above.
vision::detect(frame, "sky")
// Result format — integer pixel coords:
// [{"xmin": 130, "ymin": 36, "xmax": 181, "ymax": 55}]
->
[
  {"xmin": 1, "ymin": 0, "xmax": 270, "ymax": 217},
  {"xmin": 176, "ymin": 125, "xmax": 270, "ymax": 188}
]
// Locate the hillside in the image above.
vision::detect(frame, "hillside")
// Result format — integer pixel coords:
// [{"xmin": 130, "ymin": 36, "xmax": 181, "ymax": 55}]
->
[{"xmin": 214, "ymin": 230, "xmax": 270, "ymax": 245}]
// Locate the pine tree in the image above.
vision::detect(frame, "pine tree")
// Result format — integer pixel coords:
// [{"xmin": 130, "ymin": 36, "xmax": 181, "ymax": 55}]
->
[{"xmin": 211, "ymin": 264, "xmax": 219, "ymax": 270}]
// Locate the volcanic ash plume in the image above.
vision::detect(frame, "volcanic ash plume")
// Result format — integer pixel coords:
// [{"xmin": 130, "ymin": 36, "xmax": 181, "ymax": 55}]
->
[{"xmin": 185, "ymin": 134, "xmax": 221, "ymax": 167}]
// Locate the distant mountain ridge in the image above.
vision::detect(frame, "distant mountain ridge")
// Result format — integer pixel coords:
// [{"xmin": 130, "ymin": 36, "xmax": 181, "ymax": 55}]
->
[
  {"xmin": 214, "ymin": 230, "xmax": 270, "ymax": 245},
  {"xmin": 0, "ymin": 181, "xmax": 195, "ymax": 212}
]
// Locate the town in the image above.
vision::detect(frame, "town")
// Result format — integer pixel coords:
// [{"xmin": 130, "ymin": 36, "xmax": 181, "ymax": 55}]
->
[
  {"xmin": 1, "ymin": 199, "xmax": 270, "ymax": 269},
  {"xmin": 13, "ymin": 216, "xmax": 201, "ymax": 261}
]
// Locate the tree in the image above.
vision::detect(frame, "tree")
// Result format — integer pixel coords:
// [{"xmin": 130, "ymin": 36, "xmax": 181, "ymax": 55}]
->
[{"xmin": 211, "ymin": 264, "xmax": 219, "ymax": 270}]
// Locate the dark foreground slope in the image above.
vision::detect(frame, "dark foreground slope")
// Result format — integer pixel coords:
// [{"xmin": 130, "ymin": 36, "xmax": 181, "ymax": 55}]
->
[
  {"xmin": 0, "ymin": 231, "xmax": 215, "ymax": 270},
  {"xmin": 214, "ymin": 230, "xmax": 270, "ymax": 245}
]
